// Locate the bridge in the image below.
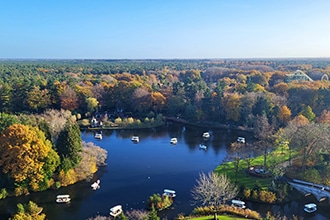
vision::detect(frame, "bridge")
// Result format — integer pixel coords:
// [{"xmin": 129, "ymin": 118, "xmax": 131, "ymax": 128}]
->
[{"xmin": 288, "ymin": 179, "xmax": 330, "ymax": 203}]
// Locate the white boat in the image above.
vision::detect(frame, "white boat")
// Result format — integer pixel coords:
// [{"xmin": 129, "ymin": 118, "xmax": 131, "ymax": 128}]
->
[
  {"xmin": 170, "ymin": 138, "xmax": 178, "ymax": 144},
  {"xmin": 56, "ymin": 195, "xmax": 71, "ymax": 203},
  {"xmin": 199, "ymin": 144, "xmax": 207, "ymax": 150},
  {"xmin": 91, "ymin": 179, "xmax": 100, "ymax": 190},
  {"xmin": 202, "ymin": 132, "xmax": 210, "ymax": 139},
  {"xmin": 163, "ymin": 189, "xmax": 176, "ymax": 198},
  {"xmin": 110, "ymin": 204, "xmax": 123, "ymax": 217},
  {"xmin": 94, "ymin": 133, "xmax": 102, "ymax": 140},
  {"xmin": 304, "ymin": 203, "xmax": 317, "ymax": 213},
  {"xmin": 231, "ymin": 199, "xmax": 246, "ymax": 209},
  {"xmin": 131, "ymin": 136, "xmax": 139, "ymax": 143},
  {"xmin": 237, "ymin": 137, "xmax": 245, "ymax": 143}
]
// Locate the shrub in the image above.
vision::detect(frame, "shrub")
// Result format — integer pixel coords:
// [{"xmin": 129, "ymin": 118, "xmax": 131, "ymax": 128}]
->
[
  {"xmin": 115, "ymin": 117, "xmax": 122, "ymax": 124},
  {"xmin": 259, "ymin": 190, "xmax": 276, "ymax": 203},
  {"xmin": 0, "ymin": 188, "xmax": 8, "ymax": 199},
  {"xmin": 243, "ymin": 188, "xmax": 251, "ymax": 198}
]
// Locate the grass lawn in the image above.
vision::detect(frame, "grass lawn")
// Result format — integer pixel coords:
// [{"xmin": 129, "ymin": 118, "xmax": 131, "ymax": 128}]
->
[
  {"xmin": 189, "ymin": 215, "xmax": 248, "ymax": 220},
  {"xmin": 214, "ymin": 144, "xmax": 297, "ymax": 189}
]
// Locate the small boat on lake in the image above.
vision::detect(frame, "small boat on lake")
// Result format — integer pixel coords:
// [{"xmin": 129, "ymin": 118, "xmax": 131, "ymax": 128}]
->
[
  {"xmin": 237, "ymin": 137, "xmax": 245, "ymax": 143},
  {"xmin": 304, "ymin": 203, "xmax": 317, "ymax": 213},
  {"xmin": 91, "ymin": 179, "xmax": 100, "ymax": 190},
  {"xmin": 131, "ymin": 136, "xmax": 139, "ymax": 143},
  {"xmin": 170, "ymin": 138, "xmax": 178, "ymax": 144},
  {"xmin": 163, "ymin": 189, "xmax": 176, "ymax": 198},
  {"xmin": 202, "ymin": 132, "xmax": 210, "ymax": 139},
  {"xmin": 110, "ymin": 204, "xmax": 123, "ymax": 217},
  {"xmin": 231, "ymin": 199, "xmax": 246, "ymax": 209},
  {"xmin": 199, "ymin": 144, "xmax": 207, "ymax": 150},
  {"xmin": 56, "ymin": 195, "xmax": 71, "ymax": 203},
  {"xmin": 94, "ymin": 133, "xmax": 102, "ymax": 140}
]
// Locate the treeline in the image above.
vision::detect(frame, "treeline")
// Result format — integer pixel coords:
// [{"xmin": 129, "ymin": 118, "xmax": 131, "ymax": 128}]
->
[{"xmin": 0, "ymin": 59, "xmax": 329, "ymax": 129}]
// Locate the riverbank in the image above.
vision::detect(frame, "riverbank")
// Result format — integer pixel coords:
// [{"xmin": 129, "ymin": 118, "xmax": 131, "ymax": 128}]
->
[
  {"xmin": 165, "ymin": 117, "xmax": 254, "ymax": 132},
  {"xmin": 80, "ymin": 116, "xmax": 254, "ymax": 133}
]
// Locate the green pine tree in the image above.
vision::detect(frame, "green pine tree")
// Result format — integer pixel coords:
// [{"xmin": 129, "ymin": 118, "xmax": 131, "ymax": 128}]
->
[{"xmin": 56, "ymin": 120, "xmax": 82, "ymax": 171}]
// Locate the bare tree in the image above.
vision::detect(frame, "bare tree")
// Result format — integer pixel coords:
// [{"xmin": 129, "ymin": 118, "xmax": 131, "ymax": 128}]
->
[
  {"xmin": 191, "ymin": 172, "xmax": 238, "ymax": 207},
  {"xmin": 254, "ymin": 115, "xmax": 275, "ymax": 168},
  {"xmin": 126, "ymin": 209, "xmax": 149, "ymax": 220}
]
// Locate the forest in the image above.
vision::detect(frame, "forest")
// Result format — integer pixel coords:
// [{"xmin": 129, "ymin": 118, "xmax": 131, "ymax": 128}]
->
[{"xmin": 0, "ymin": 58, "xmax": 330, "ymax": 203}]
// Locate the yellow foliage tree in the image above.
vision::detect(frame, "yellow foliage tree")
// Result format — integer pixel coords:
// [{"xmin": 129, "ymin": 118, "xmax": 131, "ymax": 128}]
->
[
  {"xmin": 278, "ymin": 105, "xmax": 291, "ymax": 124},
  {"xmin": 0, "ymin": 124, "xmax": 58, "ymax": 190},
  {"xmin": 223, "ymin": 93, "xmax": 241, "ymax": 122},
  {"xmin": 57, "ymin": 169, "xmax": 77, "ymax": 186}
]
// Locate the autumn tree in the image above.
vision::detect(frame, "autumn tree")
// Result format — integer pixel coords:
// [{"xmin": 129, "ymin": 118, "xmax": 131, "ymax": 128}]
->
[
  {"xmin": 59, "ymin": 86, "xmax": 79, "ymax": 111},
  {"xmin": 279, "ymin": 115, "xmax": 330, "ymax": 174},
  {"xmin": 0, "ymin": 124, "xmax": 59, "ymax": 191},
  {"xmin": 150, "ymin": 91, "xmax": 166, "ymax": 113},
  {"xmin": 56, "ymin": 120, "xmax": 82, "ymax": 171},
  {"xmin": 316, "ymin": 110, "xmax": 330, "ymax": 123},
  {"xmin": 191, "ymin": 172, "xmax": 238, "ymax": 206},
  {"xmin": 26, "ymin": 86, "xmax": 51, "ymax": 113},
  {"xmin": 223, "ymin": 93, "xmax": 241, "ymax": 122},
  {"xmin": 10, "ymin": 201, "xmax": 45, "ymax": 220},
  {"xmin": 131, "ymin": 87, "xmax": 151, "ymax": 114},
  {"xmin": 86, "ymin": 97, "xmax": 99, "ymax": 114},
  {"xmin": 277, "ymin": 105, "xmax": 291, "ymax": 125}
]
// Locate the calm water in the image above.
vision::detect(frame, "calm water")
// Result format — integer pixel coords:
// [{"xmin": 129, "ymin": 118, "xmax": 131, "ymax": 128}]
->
[{"xmin": 0, "ymin": 124, "xmax": 329, "ymax": 220}]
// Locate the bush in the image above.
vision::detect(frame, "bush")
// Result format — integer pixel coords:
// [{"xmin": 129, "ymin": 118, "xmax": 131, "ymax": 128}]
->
[
  {"xmin": 0, "ymin": 188, "xmax": 7, "ymax": 199},
  {"xmin": 259, "ymin": 190, "xmax": 276, "ymax": 203}
]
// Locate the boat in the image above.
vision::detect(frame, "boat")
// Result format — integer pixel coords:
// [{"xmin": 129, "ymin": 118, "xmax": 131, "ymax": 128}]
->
[
  {"xmin": 94, "ymin": 133, "xmax": 102, "ymax": 140},
  {"xmin": 91, "ymin": 179, "xmax": 100, "ymax": 190},
  {"xmin": 56, "ymin": 195, "xmax": 71, "ymax": 203},
  {"xmin": 170, "ymin": 138, "xmax": 178, "ymax": 144},
  {"xmin": 304, "ymin": 203, "xmax": 317, "ymax": 213},
  {"xmin": 163, "ymin": 189, "xmax": 176, "ymax": 198},
  {"xmin": 202, "ymin": 132, "xmax": 210, "ymax": 139},
  {"xmin": 110, "ymin": 204, "xmax": 123, "ymax": 217},
  {"xmin": 131, "ymin": 136, "xmax": 139, "ymax": 143},
  {"xmin": 237, "ymin": 137, "xmax": 245, "ymax": 143},
  {"xmin": 231, "ymin": 199, "xmax": 246, "ymax": 208},
  {"xmin": 199, "ymin": 144, "xmax": 207, "ymax": 150}
]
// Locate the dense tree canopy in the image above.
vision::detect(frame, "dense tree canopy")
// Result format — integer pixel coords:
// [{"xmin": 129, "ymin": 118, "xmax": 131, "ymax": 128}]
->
[{"xmin": 0, "ymin": 124, "xmax": 59, "ymax": 191}]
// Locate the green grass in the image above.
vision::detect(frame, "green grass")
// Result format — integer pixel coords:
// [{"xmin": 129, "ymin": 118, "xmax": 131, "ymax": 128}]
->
[
  {"xmin": 189, "ymin": 215, "xmax": 248, "ymax": 220},
  {"xmin": 214, "ymin": 145, "xmax": 297, "ymax": 189}
]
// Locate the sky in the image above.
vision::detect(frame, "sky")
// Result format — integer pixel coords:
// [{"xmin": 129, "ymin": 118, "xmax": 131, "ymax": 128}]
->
[{"xmin": 1, "ymin": 0, "xmax": 330, "ymax": 59}]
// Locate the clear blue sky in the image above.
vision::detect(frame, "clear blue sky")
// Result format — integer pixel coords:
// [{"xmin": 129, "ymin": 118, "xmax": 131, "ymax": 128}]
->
[{"xmin": 1, "ymin": 0, "xmax": 330, "ymax": 59}]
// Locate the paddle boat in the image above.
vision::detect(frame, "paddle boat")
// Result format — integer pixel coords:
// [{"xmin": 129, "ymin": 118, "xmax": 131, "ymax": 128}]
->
[
  {"xmin": 163, "ymin": 189, "xmax": 176, "ymax": 198},
  {"xmin": 56, "ymin": 195, "xmax": 71, "ymax": 203},
  {"xmin": 110, "ymin": 204, "xmax": 123, "ymax": 217},
  {"xmin": 202, "ymin": 132, "xmax": 210, "ymax": 139},
  {"xmin": 131, "ymin": 136, "xmax": 139, "ymax": 143},
  {"xmin": 170, "ymin": 138, "xmax": 178, "ymax": 144},
  {"xmin": 94, "ymin": 133, "xmax": 102, "ymax": 140},
  {"xmin": 231, "ymin": 199, "xmax": 246, "ymax": 209},
  {"xmin": 237, "ymin": 137, "xmax": 245, "ymax": 143},
  {"xmin": 304, "ymin": 203, "xmax": 317, "ymax": 213}
]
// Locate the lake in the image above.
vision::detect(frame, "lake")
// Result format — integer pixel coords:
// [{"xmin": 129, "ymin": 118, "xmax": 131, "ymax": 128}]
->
[{"xmin": 0, "ymin": 123, "xmax": 329, "ymax": 220}]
